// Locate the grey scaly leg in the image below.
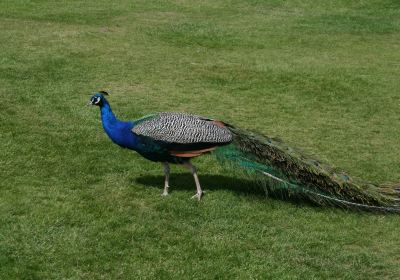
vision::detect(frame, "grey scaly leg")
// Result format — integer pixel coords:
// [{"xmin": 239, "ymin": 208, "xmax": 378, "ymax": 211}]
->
[
  {"xmin": 183, "ymin": 161, "xmax": 203, "ymax": 201},
  {"xmin": 162, "ymin": 162, "xmax": 170, "ymax": 196}
]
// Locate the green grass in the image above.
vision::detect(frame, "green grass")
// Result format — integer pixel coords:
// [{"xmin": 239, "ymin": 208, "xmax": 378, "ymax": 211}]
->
[{"xmin": 1, "ymin": 0, "xmax": 400, "ymax": 278}]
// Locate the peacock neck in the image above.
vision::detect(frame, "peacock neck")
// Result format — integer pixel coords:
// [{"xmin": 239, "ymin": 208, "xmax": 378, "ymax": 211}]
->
[
  {"xmin": 99, "ymin": 98, "xmax": 136, "ymax": 148},
  {"xmin": 100, "ymin": 99, "xmax": 119, "ymax": 127}
]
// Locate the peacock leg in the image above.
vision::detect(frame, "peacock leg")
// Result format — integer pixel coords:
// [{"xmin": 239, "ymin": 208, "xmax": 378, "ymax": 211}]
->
[
  {"xmin": 183, "ymin": 161, "xmax": 203, "ymax": 201},
  {"xmin": 162, "ymin": 162, "xmax": 170, "ymax": 196}
]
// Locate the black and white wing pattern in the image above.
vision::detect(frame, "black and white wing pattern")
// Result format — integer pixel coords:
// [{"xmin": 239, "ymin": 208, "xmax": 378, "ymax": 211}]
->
[{"xmin": 132, "ymin": 112, "xmax": 233, "ymax": 144}]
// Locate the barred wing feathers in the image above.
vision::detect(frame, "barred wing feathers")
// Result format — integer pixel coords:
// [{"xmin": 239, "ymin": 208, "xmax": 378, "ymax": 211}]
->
[{"xmin": 132, "ymin": 112, "xmax": 233, "ymax": 145}]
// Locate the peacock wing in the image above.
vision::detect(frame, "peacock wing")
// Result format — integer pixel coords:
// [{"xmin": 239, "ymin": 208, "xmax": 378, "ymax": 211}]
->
[{"xmin": 132, "ymin": 112, "xmax": 233, "ymax": 145}]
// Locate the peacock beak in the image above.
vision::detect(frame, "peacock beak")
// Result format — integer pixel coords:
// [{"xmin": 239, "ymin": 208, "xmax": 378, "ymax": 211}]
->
[{"xmin": 87, "ymin": 100, "xmax": 93, "ymax": 106}]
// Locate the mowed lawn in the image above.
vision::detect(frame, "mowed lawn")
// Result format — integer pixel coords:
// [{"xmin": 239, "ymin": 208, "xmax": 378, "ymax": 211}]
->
[{"xmin": 1, "ymin": 0, "xmax": 400, "ymax": 279}]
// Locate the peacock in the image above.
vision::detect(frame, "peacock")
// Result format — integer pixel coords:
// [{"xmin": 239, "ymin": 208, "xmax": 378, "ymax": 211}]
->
[{"xmin": 88, "ymin": 91, "xmax": 400, "ymax": 212}]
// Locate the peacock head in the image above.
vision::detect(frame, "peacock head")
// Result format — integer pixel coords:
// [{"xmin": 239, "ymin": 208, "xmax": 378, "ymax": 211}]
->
[{"xmin": 88, "ymin": 91, "xmax": 109, "ymax": 106}]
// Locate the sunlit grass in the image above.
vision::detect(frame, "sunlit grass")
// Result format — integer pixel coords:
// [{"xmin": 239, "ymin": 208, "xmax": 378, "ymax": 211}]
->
[{"xmin": 1, "ymin": 0, "xmax": 400, "ymax": 279}]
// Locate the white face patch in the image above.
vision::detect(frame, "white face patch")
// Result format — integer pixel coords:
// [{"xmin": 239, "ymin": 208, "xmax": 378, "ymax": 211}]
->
[{"xmin": 94, "ymin": 97, "xmax": 101, "ymax": 104}]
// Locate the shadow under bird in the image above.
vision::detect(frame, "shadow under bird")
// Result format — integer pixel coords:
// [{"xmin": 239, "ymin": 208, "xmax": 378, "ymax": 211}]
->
[{"xmin": 89, "ymin": 91, "xmax": 400, "ymax": 212}]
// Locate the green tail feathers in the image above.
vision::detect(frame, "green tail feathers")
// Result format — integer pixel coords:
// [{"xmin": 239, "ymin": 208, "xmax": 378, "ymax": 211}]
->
[{"xmin": 214, "ymin": 127, "xmax": 400, "ymax": 212}]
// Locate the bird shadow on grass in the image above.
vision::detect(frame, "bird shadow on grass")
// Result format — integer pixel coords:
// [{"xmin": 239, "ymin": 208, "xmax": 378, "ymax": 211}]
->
[{"xmin": 134, "ymin": 173, "xmax": 320, "ymax": 209}]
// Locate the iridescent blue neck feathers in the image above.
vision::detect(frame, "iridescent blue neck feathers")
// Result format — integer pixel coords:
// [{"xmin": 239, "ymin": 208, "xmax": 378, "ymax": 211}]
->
[{"xmin": 98, "ymin": 99, "xmax": 136, "ymax": 148}]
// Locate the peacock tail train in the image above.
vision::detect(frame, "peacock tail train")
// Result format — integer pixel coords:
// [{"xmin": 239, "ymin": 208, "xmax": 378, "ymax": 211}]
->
[{"xmin": 214, "ymin": 126, "xmax": 400, "ymax": 212}]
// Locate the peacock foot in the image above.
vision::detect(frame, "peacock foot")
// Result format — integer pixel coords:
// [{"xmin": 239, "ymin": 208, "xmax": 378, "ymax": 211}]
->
[
  {"xmin": 162, "ymin": 185, "xmax": 169, "ymax": 196},
  {"xmin": 191, "ymin": 191, "xmax": 204, "ymax": 201}
]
